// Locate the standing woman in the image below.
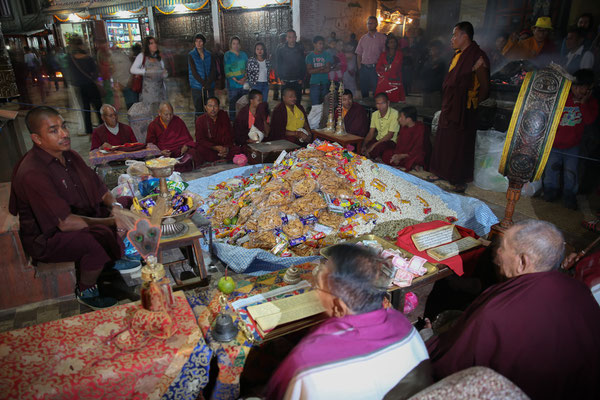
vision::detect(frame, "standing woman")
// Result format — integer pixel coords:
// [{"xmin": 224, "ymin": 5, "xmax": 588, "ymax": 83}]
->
[
  {"xmin": 246, "ymin": 42, "xmax": 271, "ymax": 101},
  {"xmin": 130, "ymin": 36, "xmax": 168, "ymax": 112},
  {"xmin": 224, "ymin": 36, "xmax": 248, "ymax": 119},
  {"xmin": 375, "ymin": 35, "xmax": 405, "ymax": 102}
]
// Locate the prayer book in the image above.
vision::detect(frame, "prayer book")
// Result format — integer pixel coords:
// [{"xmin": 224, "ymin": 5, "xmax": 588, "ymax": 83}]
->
[
  {"xmin": 411, "ymin": 225, "xmax": 482, "ymax": 261},
  {"xmin": 247, "ymin": 291, "xmax": 326, "ymax": 336}
]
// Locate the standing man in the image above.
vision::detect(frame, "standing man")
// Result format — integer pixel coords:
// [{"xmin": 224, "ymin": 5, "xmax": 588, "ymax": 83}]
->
[
  {"xmin": 306, "ymin": 36, "xmax": 333, "ymax": 106},
  {"xmin": 189, "ymin": 33, "xmax": 217, "ymax": 117},
  {"xmin": 562, "ymin": 27, "xmax": 594, "ymax": 75},
  {"xmin": 9, "ymin": 107, "xmax": 125, "ymax": 309},
  {"xmin": 355, "ymin": 16, "xmax": 387, "ymax": 98},
  {"xmin": 275, "ymin": 30, "xmax": 306, "ymax": 105},
  {"xmin": 427, "ymin": 22, "xmax": 489, "ymax": 193}
]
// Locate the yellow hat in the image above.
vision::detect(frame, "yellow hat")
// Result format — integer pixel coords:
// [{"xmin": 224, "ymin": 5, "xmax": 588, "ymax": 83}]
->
[{"xmin": 534, "ymin": 17, "xmax": 553, "ymax": 30}]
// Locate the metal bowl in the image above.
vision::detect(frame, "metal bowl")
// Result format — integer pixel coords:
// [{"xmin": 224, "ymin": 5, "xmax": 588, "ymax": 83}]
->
[
  {"xmin": 130, "ymin": 207, "xmax": 195, "ymax": 224},
  {"xmin": 146, "ymin": 165, "xmax": 175, "ymax": 178}
]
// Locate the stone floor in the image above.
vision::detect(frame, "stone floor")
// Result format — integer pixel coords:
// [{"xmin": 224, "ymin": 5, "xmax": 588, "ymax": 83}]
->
[{"xmin": 0, "ymin": 80, "xmax": 597, "ymax": 333}]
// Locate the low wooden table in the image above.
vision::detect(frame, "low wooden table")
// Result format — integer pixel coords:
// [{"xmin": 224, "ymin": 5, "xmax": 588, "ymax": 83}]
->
[
  {"xmin": 389, "ymin": 265, "xmax": 453, "ymax": 311},
  {"xmin": 312, "ymin": 129, "xmax": 364, "ymax": 153},
  {"xmin": 158, "ymin": 219, "xmax": 207, "ymax": 288}
]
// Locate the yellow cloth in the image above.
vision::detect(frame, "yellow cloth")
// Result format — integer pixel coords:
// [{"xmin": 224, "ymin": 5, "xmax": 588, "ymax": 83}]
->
[
  {"xmin": 370, "ymin": 107, "xmax": 400, "ymax": 141},
  {"xmin": 342, "ymin": 107, "xmax": 349, "ymax": 118},
  {"xmin": 449, "ymin": 50, "xmax": 480, "ymax": 110},
  {"xmin": 286, "ymin": 105, "xmax": 305, "ymax": 132},
  {"xmin": 502, "ymin": 37, "xmax": 542, "ymax": 60}
]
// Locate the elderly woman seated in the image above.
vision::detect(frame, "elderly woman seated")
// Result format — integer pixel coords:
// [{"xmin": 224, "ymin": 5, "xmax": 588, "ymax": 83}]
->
[{"xmin": 265, "ymin": 243, "xmax": 431, "ymax": 400}]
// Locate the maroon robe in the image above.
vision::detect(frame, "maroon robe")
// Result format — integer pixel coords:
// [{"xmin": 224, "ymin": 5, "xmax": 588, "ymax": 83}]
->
[
  {"xmin": 90, "ymin": 122, "xmax": 137, "ymax": 150},
  {"xmin": 427, "ymin": 271, "xmax": 600, "ymax": 400},
  {"xmin": 270, "ymin": 102, "xmax": 309, "ymax": 145},
  {"xmin": 233, "ymin": 102, "xmax": 269, "ymax": 146},
  {"xmin": 146, "ymin": 115, "xmax": 196, "ymax": 171},
  {"xmin": 375, "ymin": 50, "xmax": 405, "ymax": 102},
  {"xmin": 195, "ymin": 110, "xmax": 241, "ymax": 162},
  {"xmin": 9, "ymin": 145, "xmax": 123, "ymax": 290},
  {"xmin": 430, "ymin": 42, "xmax": 489, "ymax": 185},
  {"xmin": 382, "ymin": 122, "xmax": 426, "ymax": 170},
  {"xmin": 334, "ymin": 102, "xmax": 369, "ymax": 137}
]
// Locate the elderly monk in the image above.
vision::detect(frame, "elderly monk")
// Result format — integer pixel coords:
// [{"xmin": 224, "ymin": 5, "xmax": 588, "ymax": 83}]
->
[
  {"xmin": 233, "ymin": 89, "xmax": 270, "ymax": 146},
  {"xmin": 427, "ymin": 220, "xmax": 600, "ymax": 400},
  {"xmin": 363, "ymin": 92, "xmax": 399, "ymax": 159},
  {"xmin": 266, "ymin": 244, "xmax": 431, "ymax": 400},
  {"xmin": 91, "ymin": 104, "xmax": 137, "ymax": 151},
  {"xmin": 195, "ymin": 97, "xmax": 242, "ymax": 162},
  {"xmin": 146, "ymin": 101, "xmax": 197, "ymax": 171},
  {"xmin": 9, "ymin": 107, "xmax": 127, "ymax": 310},
  {"xmin": 334, "ymin": 89, "xmax": 369, "ymax": 137},
  {"xmin": 428, "ymin": 21, "xmax": 489, "ymax": 193},
  {"xmin": 270, "ymin": 87, "xmax": 312, "ymax": 145}
]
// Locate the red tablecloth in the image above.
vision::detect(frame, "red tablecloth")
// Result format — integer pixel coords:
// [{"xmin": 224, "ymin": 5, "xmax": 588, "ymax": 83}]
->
[
  {"xmin": 89, "ymin": 143, "xmax": 161, "ymax": 166},
  {"xmin": 0, "ymin": 292, "xmax": 202, "ymax": 399},
  {"xmin": 396, "ymin": 220, "xmax": 485, "ymax": 277}
]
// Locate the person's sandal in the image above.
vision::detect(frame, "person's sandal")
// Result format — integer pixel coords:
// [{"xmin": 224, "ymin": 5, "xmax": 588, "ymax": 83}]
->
[
  {"xmin": 582, "ymin": 219, "xmax": 600, "ymax": 233},
  {"xmin": 426, "ymin": 175, "xmax": 442, "ymax": 182},
  {"xmin": 451, "ymin": 184, "xmax": 467, "ymax": 193}
]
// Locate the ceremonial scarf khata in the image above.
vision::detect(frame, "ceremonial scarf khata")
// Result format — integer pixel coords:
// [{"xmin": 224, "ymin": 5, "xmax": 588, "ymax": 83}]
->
[{"xmin": 498, "ymin": 66, "xmax": 571, "ymax": 182}]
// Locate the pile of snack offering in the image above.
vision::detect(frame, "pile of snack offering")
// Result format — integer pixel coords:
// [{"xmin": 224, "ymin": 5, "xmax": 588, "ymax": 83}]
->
[{"xmin": 205, "ymin": 141, "xmax": 456, "ymax": 257}]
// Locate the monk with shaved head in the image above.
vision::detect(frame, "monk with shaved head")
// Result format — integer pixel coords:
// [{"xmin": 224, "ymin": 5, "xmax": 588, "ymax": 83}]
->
[
  {"xmin": 9, "ymin": 106, "xmax": 129, "ymax": 309},
  {"xmin": 146, "ymin": 101, "xmax": 197, "ymax": 171}
]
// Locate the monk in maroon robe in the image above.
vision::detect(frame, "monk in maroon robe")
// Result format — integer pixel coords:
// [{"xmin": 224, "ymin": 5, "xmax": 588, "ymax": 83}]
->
[
  {"xmin": 382, "ymin": 106, "xmax": 426, "ymax": 171},
  {"xmin": 233, "ymin": 89, "xmax": 270, "ymax": 146},
  {"xmin": 195, "ymin": 97, "xmax": 242, "ymax": 162},
  {"xmin": 334, "ymin": 89, "xmax": 369, "ymax": 137},
  {"xmin": 428, "ymin": 21, "xmax": 489, "ymax": 192},
  {"xmin": 9, "ymin": 107, "xmax": 125, "ymax": 309},
  {"xmin": 90, "ymin": 104, "xmax": 137, "ymax": 150},
  {"xmin": 427, "ymin": 220, "xmax": 600, "ymax": 400},
  {"xmin": 146, "ymin": 102, "xmax": 197, "ymax": 172},
  {"xmin": 270, "ymin": 87, "xmax": 312, "ymax": 145}
]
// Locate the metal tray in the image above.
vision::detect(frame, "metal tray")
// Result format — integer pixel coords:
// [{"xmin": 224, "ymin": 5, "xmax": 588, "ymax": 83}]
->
[{"xmin": 321, "ymin": 234, "xmax": 439, "ymax": 284}]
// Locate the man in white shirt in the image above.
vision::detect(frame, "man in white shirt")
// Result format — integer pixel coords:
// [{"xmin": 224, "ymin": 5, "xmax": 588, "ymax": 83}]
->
[{"xmin": 563, "ymin": 26, "xmax": 594, "ymax": 75}]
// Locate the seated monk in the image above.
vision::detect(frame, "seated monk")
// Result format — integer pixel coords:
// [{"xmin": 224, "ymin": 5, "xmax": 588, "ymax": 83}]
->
[
  {"xmin": 382, "ymin": 106, "xmax": 426, "ymax": 171},
  {"xmin": 265, "ymin": 244, "xmax": 431, "ymax": 400},
  {"xmin": 427, "ymin": 220, "xmax": 600, "ymax": 400},
  {"xmin": 9, "ymin": 107, "xmax": 132, "ymax": 310},
  {"xmin": 270, "ymin": 87, "xmax": 312, "ymax": 145},
  {"xmin": 195, "ymin": 97, "xmax": 242, "ymax": 162},
  {"xmin": 234, "ymin": 89, "xmax": 270, "ymax": 146},
  {"xmin": 146, "ymin": 101, "xmax": 197, "ymax": 172},
  {"xmin": 334, "ymin": 89, "xmax": 369, "ymax": 137},
  {"xmin": 90, "ymin": 104, "xmax": 137, "ymax": 151},
  {"xmin": 363, "ymin": 92, "xmax": 399, "ymax": 160}
]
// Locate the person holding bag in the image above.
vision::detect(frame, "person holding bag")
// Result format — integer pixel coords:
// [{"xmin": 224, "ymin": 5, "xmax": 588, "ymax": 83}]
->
[
  {"xmin": 130, "ymin": 36, "xmax": 168, "ymax": 113},
  {"xmin": 375, "ymin": 35, "xmax": 405, "ymax": 103}
]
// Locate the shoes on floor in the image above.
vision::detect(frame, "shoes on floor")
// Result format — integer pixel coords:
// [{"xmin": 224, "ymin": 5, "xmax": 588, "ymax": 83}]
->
[
  {"xmin": 113, "ymin": 258, "xmax": 142, "ymax": 274},
  {"xmin": 543, "ymin": 188, "xmax": 559, "ymax": 202},
  {"xmin": 76, "ymin": 285, "xmax": 118, "ymax": 310}
]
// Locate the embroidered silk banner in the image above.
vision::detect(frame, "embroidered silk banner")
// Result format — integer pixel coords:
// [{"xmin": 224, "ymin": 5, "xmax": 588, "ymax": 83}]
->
[{"xmin": 498, "ymin": 66, "xmax": 571, "ymax": 182}]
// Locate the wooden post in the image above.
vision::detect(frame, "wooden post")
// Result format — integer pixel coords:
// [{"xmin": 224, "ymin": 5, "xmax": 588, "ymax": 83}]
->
[{"xmin": 501, "ymin": 180, "xmax": 524, "ymax": 228}]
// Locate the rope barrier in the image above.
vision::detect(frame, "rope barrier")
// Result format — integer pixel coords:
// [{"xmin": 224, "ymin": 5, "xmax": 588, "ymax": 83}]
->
[{"xmin": 10, "ymin": 101, "xmax": 202, "ymax": 116}]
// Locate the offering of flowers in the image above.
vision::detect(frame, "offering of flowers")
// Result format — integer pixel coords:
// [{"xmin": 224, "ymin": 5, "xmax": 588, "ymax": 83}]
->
[{"xmin": 204, "ymin": 140, "xmax": 456, "ymax": 257}]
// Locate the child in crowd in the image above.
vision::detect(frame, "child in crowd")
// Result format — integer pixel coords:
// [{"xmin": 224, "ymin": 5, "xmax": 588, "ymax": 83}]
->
[
  {"xmin": 543, "ymin": 69, "xmax": 598, "ymax": 209},
  {"xmin": 382, "ymin": 105, "xmax": 426, "ymax": 171},
  {"xmin": 305, "ymin": 36, "xmax": 333, "ymax": 106}
]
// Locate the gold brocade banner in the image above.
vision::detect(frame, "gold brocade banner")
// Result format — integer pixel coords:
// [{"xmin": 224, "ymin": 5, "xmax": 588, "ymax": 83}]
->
[{"xmin": 498, "ymin": 66, "xmax": 571, "ymax": 182}]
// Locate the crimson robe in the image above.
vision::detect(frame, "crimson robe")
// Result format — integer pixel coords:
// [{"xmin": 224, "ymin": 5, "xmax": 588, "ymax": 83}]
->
[
  {"xmin": 375, "ymin": 50, "xmax": 405, "ymax": 102},
  {"xmin": 195, "ymin": 110, "xmax": 241, "ymax": 162},
  {"xmin": 270, "ymin": 102, "xmax": 308, "ymax": 145},
  {"xmin": 90, "ymin": 123, "xmax": 137, "ymax": 151},
  {"xmin": 382, "ymin": 122, "xmax": 426, "ymax": 170},
  {"xmin": 334, "ymin": 102, "xmax": 369, "ymax": 137},
  {"xmin": 427, "ymin": 271, "xmax": 600, "ymax": 400},
  {"xmin": 233, "ymin": 102, "xmax": 269, "ymax": 146},
  {"xmin": 146, "ymin": 115, "xmax": 196, "ymax": 156},
  {"xmin": 429, "ymin": 42, "xmax": 489, "ymax": 185}
]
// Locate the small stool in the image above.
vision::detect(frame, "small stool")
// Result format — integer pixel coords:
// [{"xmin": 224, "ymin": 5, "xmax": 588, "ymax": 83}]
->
[
  {"xmin": 32, "ymin": 260, "xmax": 77, "ymax": 300},
  {"xmin": 158, "ymin": 219, "xmax": 207, "ymax": 284}
]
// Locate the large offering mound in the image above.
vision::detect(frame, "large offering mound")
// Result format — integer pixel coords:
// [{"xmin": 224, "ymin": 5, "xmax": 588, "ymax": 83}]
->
[{"xmin": 205, "ymin": 141, "xmax": 457, "ymax": 257}]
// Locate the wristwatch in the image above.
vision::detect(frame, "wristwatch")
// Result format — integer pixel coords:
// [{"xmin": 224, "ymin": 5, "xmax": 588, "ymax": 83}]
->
[{"xmin": 112, "ymin": 202, "xmax": 124, "ymax": 209}]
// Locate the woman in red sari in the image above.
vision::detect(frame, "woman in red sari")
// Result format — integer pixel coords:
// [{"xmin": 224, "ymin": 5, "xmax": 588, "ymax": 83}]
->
[{"xmin": 375, "ymin": 35, "xmax": 405, "ymax": 102}]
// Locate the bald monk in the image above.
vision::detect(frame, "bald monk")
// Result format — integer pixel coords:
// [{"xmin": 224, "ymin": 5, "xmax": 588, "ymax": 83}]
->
[
  {"xmin": 270, "ymin": 87, "xmax": 312, "ymax": 145},
  {"xmin": 146, "ymin": 101, "xmax": 197, "ymax": 171},
  {"xmin": 195, "ymin": 97, "xmax": 242, "ymax": 162},
  {"xmin": 334, "ymin": 89, "xmax": 369, "ymax": 137},
  {"xmin": 91, "ymin": 104, "xmax": 137, "ymax": 151},
  {"xmin": 9, "ymin": 107, "xmax": 126, "ymax": 310}
]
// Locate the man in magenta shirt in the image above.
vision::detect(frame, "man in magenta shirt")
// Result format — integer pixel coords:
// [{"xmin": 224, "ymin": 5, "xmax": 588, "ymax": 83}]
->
[{"xmin": 355, "ymin": 16, "xmax": 387, "ymax": 98}]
